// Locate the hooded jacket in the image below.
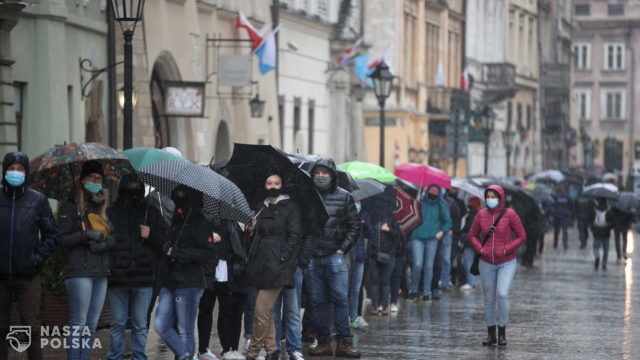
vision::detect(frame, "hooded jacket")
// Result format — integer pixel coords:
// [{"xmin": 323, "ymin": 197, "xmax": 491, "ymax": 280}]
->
[
  {"xmin": 588, "ymin": 200, "xmax": 615, "ymax": 239},
  {"xmin": 0, "ymin": 152, "xmax": 58, "ymax": 280},
  {"xmin": 468, "ymin": 185, "xmax": 527, "ymax": 265},
  {"xmin": 410, "ymin": 187, "xmax": 452, "ymax": 240},
  {"xmin": 310, "ymin": 158, "xmax": 361, "ymax": 256}
]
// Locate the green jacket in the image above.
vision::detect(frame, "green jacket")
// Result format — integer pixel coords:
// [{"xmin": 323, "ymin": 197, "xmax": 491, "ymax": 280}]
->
[{"xmin": 410, "ymin": 197, "xmax": 452, "ymax": 240}]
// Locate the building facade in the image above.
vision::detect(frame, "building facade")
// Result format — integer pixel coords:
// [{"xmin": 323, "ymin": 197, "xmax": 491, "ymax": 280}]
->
[{"xmin": 571, "ymin": 0, "xmax": 640, "ymax": 183}]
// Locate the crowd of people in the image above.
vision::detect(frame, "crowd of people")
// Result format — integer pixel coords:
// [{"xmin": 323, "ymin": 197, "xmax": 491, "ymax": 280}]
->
[{"xmin": 0, "ymin": 146, "xmax": 631, "ymax": 360}]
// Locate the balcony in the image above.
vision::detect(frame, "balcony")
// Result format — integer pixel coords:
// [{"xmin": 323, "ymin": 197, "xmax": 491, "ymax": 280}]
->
[
  {"xmin": 541, "ymin": 63, "xmax": 570, "ymax": 95},
  {"xmin": 479, "ymin": 63, "xmax": 517, "ymax": 104},
  {"xmin": 426, "ymin": 86, "xmax": 453, "ymax": 114}
]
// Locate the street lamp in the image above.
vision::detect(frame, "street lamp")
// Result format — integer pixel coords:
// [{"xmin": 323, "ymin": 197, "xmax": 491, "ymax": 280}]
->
[
  {"xmin": 249, "ymin": 94, "xmax": 266, "ymax": 118},
  {"xmin": 503, "ymin": 128, "xmax": 515, "ymax": 177},
  {"xmin": 352, "ymin": 82, "xmax": 366, "ymax": 102},
  {"xmin": 117, "ymin": 87, "xmax": 138, "ymax": 109},
  {"xmin": 482, "ymin": 105, "xmax": 496, "ymax": 175},
  {"xmin": 368, "ymin": 61, "xmax": 395, "ymax": 167},
  {"xmin": 110, "ymin": 0, "xmax": 145, "ymax": 150}
]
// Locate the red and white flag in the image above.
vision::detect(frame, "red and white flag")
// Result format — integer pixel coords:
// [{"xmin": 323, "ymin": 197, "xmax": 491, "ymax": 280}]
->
[
  {"xmin": 336, "ymin": 37, "xmax": 363, "ymax": 67},
  {"xmin": 460, "ymin": 67, "xmax": 470, "ymax": 91},
  {"xmin": 367, "ymin": 45, "xmax": 396, "ymax": 72},
  {"xmin": 235, "ymin": 11, "xmax": 269, "ymax": 51}
]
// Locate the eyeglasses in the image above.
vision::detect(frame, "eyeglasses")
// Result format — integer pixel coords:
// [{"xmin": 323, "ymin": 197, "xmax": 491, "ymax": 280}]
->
[{"xmin": 85, "ymin": 175, "xmax": 104, "ymax": 183}]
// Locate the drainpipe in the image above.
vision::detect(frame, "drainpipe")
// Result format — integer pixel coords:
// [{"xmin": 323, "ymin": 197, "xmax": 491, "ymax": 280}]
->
[{"xmin": 627, "ymin": 25, "xmax": 635, "ymax": 191}]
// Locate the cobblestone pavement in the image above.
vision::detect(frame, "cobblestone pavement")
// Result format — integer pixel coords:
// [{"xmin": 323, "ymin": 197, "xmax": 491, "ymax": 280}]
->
[{"xmin": 9, "ymin": 230, "xmax": 640, "ymax": 359}]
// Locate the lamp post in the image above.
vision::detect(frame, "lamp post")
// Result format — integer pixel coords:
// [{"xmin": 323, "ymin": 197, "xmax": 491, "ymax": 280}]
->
[
  {"xmin": 110, "ymin": 0, "xmax": 145, "ymax": 150},
  {"xmin": 368, "ymin": 61, "xmax": 395, "ymax": 167},
  {"xmin": 482, "ymin": 106, "xmax": 496, "ymax": 175},
  {"xmin": 503, "ymin": 128, "xmax": 515, "ymax": 177},
  {"xmin": 249, "ymin": 94, "xmax": 266, "ymax": 118}
]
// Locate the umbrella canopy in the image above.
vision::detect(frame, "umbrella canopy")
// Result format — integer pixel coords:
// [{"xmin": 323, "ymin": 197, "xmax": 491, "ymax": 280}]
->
[
  {"xmin": 287, "ymin": 153, "xmax": 358, "ymax": 192},
  {"xmin": 138, "ymin": 160, "xmax": 253, "ymax": 223},
  {"xmin": 393, "ymin": 187, "xmax": 423, "ymax": 236},
  {"xmin": 612, "ymin": 191, "xmax": 639, "ymax": 212},
  {"xmin": 395, "ymin": 163, "xmax": 451, "ymax": 189},
  {"xmin": 338, "ymin": 161, "xmax": 398, "ymax": 183},
  {"xmin": 353, "ymin": 179, "xmax": 396, "ymax": 223},
  {"xmin": 29, "ymin": 142, "xmax": 134, "ymax": 200},
  {"xmin": 226, "ymin": 144, "xmax": 328, "ymax": 231},
  {"xmin": 122, "ymin": 147, "xmax": 188, "ymax": 170},
  {"xmin": 527, "ymin": 169, "xmax": 565, "ymax": 183},
  {"xmin": 451, "ymin": 178, "xmax": 485, "ymax": 205},
  {"xmin": 524, "ymin": 182, "xmax": 553, "ymax": 204},
  {"xmin": 385, "ymin": 178, "xmax": 420, "ymax": 199},
  {"xmin": 582, "ymin": 182, "xmax": 619, "ymax": 200}
]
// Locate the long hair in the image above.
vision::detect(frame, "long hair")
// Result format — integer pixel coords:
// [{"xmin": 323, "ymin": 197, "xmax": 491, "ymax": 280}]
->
[{"xmin": 74, "ymin": 185, "xmax": 108, "ymax": 220}]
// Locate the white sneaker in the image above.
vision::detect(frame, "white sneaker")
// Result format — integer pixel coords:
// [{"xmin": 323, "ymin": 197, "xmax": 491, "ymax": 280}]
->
[
  {"xmin": 390, "ymin": 303, "xmax": 399, "ymax": 313},
  {"xmin": 356, "ymin": 316, "xmax": 369, "ymax": 327},
  {"xmin": 198, "ymin": 350, "xmax": 220, "ymax": 360},
  {"xmin": 309, "ymin": 338, "xmax": 318, "ymax": 349},
  {"xmin": 289, "ymin": 351, "xmax": 305, "ymax": 360},
  {"xmin": 231, "ymin": 350, "xmax": 246, "ymax": 360},
  {"xmin": 243, "ymin": 339, "xmax": 251, "ymax": 354},
  {"xmin": 460, "ymin": 283, "xmax": 475, "ymax": 291}
]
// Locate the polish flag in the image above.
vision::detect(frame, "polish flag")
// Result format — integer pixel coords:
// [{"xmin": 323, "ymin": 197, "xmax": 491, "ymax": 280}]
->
[
  {"xmin": 367, "ymin": 45, "xmax": 396, "ymax": 72},
  {"xmin": 235, "ymin": 11, "xmax": 269, "ymax": 51},
  {"xmin": 255, "ymin": 25, "xmax": 281, "ymax": 74},
  {"xmin": 336, "ymin": 38, "xmax": 363, "ymax": 67},
  {"xmin": 460, "ymin": 67, "xmax": 470, "ymax": 91}
]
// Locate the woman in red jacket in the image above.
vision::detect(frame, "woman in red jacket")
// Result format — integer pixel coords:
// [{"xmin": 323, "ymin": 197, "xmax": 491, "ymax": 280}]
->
[{"xmin": 469, "ymin": 185, "xmax": 526, "ymax": 347}]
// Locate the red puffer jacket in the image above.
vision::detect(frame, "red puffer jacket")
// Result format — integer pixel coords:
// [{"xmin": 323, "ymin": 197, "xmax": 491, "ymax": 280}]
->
[{"xmin": 469, "ymin": 185, "xmax": 527, "ymax": 265}]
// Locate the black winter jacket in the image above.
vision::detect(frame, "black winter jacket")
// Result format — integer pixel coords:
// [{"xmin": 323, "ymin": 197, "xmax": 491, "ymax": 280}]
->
[
  {"xmin": 107, "ymin": 204, "xmax": 167, "ymax": 288},
  {"xmin": 310, "ymin": 158, "xmax": 361, "ymax": 257},
  {"xmin": 58, "ymin": 196, "xmax": 114, "ymax": 278},
  {"xmin": 589, "ymin": 205, "xmax": 615, "ymax": 239},
  {"xmin": 246, "ymin": 197, "xmax": 302, "ymax": 290},
  {"xmin": 0, "ymin": 152, "xmax": 58, "ymax": 280},
  {"xmin": 368, "ymin": 216, "xmax": 403, "ymax": 258}
]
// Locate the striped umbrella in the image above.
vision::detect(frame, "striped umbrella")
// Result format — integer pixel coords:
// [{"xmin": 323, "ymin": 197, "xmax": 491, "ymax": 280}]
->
[{"xmin": 138, "ymin": 160, "xmax": 253, "ymax": 224}]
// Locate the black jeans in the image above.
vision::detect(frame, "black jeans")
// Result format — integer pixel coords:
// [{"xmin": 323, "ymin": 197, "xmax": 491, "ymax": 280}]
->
[
  {"xmin": 578, "ymin": 217, "xmax": 590, "ymax": 248},
  {"xmin": 614, "ymin": 227, "xmax": 630, "ymax": 260},
  {"xmin": 197, "ymin": 282, "xmax": 247, "ymax": 354},
  {"xmin": 0, "ymin": 275, "xmax": 43, "ymax": 360}
]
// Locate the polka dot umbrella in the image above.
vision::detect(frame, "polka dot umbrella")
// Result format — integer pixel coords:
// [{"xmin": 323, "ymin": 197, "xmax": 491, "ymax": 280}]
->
[{"xmin": 138, "ymin": 160, "xmax": 253, "ymax": 224}]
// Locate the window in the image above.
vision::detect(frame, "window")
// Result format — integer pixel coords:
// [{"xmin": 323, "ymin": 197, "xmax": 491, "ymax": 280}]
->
[
  {"xmin": 425, "ymin": 22, "xmax": 440, "ymax": 85},
  {"xmin": 601, "ymin": 89, "xmax": 625, "ymax": 120},
  {"xmin": 576, "ymin": 88, "xmax": 591, "ymax": 120},
  {"xmin": 572, "ymin": 43, "xmax": 590, "ymax": 70},
  {"xmin": 575, "ymin": 4, "xmax": 590, "ymax": 15},
  {"xmin": 14, "ymin": 83, "xmax": 24, "ymax": 151},
  {"xmin": 507, "ymin": 101, "xmax": 513, "ymax": 129},
  {"xmin": 308, "ymin": 100, "xmax": 315, "ymax": 153},
  {"xmin": 293, "ymin": 97, "xmax": 301, "ymax": 138},
  {"xmin": 404, "ymin": 9, "xmax": 417, "ymax": 84},
  {"xmin": 608, "ymin": 4, "xmax": 624, "ymax": 15},
  {"xmin": 517, "ymin": 103, "xmax": 523, "ymax": 130},
  {"xmin": 604, "ymin": 43, "xmax": 624, "ymax": 70},
  {"xmin": 317, "ymin": 0, "xmax": 328, "ymax": 17},
  {"xmin": 526, "ymin": 105, "xmax": 532, "ymax": 129}
]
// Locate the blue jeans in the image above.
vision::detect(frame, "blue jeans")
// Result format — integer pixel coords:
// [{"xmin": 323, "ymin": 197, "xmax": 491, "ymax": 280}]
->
[
  {"xmin": 478, "ymin": 259, "xmax": 517, "ymax": 327},
  {"xmin": 439, "ymin": 234, "xmax": 453, "ymax": 286},
  {"xmin": 107, "ymin": 286, "xmax": 153, "ymax": 360},
  {"xmin": 347, "ymin": 260, "xmax": 365, "ymax": 321},
  {"xmin": 593, "ymin": 236, "xmax": 610, "ymax": 265},
  {"xmin": 305, "ymin": 253, "xmax": 350, "ymax": 339},
  {"xmin": 273, "ymin": 268, "xmax": 304, "ymax": 354},
  {"xmin": 554, "ymin": 219, "xmax": 569, "ymax": 248},
  {"xmin": 578, "ymin": 218, "xmax": 590, "ymax": 247},
  {"xmin": 66, "ymin": 277, "xmax": 108, "ymax": 360},
  {"xmin": 368, "ymin": 256, "xmax": 396, "ymax": 309},
  {"xmin": 244, "ymin": 287, "xmax": 256, "ymax": 339},
  {"xmin": 153, "ymin": 287, "xmax": 204, "ymax": 358},
  {"xmin": 462, "ymin": 247, "xmax": 477, "ymax": 287},
  {"xmin": 409, "ymin": 238, "xmax": 438, "ymax": 296},
  {"xmin": 389, "ymin": 254, "xmax": 406, "ymax": 305}
]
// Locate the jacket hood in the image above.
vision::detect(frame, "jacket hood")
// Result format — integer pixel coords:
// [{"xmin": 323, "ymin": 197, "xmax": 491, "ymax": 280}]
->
[
  {"xmin": 485, "ymin": 185, "xmax": 506, "ymax": 212},
  {"xmin": 311, "ymin": 157, "xmax": 338, "ymax": 191},
  {"xmin": 2, "ymin": 152, "xmax": 30, "ymax": 194},
  {"xmin": 118, "ymin": 172, "xmax": 142, "ymax": 192}
]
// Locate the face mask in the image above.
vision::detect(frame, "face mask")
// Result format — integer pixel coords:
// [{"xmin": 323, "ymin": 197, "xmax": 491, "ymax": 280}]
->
[
  {"xmin": 4, "ymin": 171, "xmax": 25, "ymax": 187},
  {"xmin": 123, "ymin": 187, "xmax": 144, "ymax": 204},
  {"xmin": 427, "ymin": 193, "xmax": 438, "ymax": 200},
  {"xmin": 314, "ymin": 176, "xmax": 331, "ymax": 190},
  {"xmin": 355, "ymin": 203, "xmax": 362, "ymax": 212},
  {"xmin": 486, "ymin": 199, "xmax": 499, "ymax": 209},
  {"xmin": 173, "ymin": 195, "xmax": 187, "ymax": 210},
  {"xmin": 84, "ymin": 182, "xmax": 102, "ymax": 194},
  {"xmin": 266, "ymin": 188, "xmax": 283, "ymax": 198},
  {"xmin": 506, "ymin": 196, "xmax": 513, "ymax": 203}
]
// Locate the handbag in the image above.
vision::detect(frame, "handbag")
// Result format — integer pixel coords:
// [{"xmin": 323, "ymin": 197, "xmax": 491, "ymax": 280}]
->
[
  {"xmin": 470, "ymin": 209, "xmax": 506, "ymax": 276},
  {"xmin": 376, "ymin": 222, "xmax": 393, "ymax": 264}
]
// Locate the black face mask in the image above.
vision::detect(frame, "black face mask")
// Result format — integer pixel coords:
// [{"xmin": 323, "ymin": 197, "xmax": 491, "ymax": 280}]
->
[
  {"xmin": 266, "ymin": 188, "xmax": 283, "ymax": 198},
  {"xmin": 427, "ymin": 193, "xmax": 438, "ymax": 200},
  {"xmin": 173, "ymin": 195, "xmax": 188, "ymax": 210}
]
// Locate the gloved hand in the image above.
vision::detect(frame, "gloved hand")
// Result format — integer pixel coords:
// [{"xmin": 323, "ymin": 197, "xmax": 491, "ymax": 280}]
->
[{"xmin": 85, "ymin": 230, "xmax": 104, "ymax": 242}]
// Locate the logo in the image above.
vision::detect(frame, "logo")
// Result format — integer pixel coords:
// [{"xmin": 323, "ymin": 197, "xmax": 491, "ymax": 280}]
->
[{"xmin": 6, "ymin": 326, "xmax": 31, "ymax": 353}]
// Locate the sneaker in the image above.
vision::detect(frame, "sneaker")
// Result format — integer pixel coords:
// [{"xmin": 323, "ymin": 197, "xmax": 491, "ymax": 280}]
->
[
  {"xmin": 350, "ymin": 320, "xmax": 366, "ymax": 330},
  {"xmin": 356, "ymin": 316, "xmax": 369, "ymax": 327},
  {"xmin": 243, "ymin": 339, "xmax": 251, "ymax": 354},
  {"xmin": 198, "ymin": 350, "xmax": 219, "ymax": 360},
  {"xmin": 309, "ymin": 338, "xmax": 318, "ymax": 350},
  {"xmin": 230, "ymin": 351, "xmax": 246, "ymax": 360},
  {"xmin": 421, "ymin": 295, "xmax": 432, "ymax": 302},
  {"xmin": 460, "ymin": 283, "xmax": 475, "ymax": 291},
  {"xmin": 289, "ymin": 351, "xmax": 305, "ymax": 360},
  {"xmin": 407, "ymin": 293, "xmax": 418, "ymax": 302},
  {"xmin": 381, "ymin": 306, "xmax": 390, "ymax": 315},
  {"xmin": 390, "ymin": 304, "xmax": 399, "ymax": 313}
]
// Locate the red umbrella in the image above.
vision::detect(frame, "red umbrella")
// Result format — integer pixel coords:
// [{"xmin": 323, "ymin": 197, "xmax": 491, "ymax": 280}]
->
[
  {"xmin": 393, "ymin": 187, "xmax": 423, "ymax": 236},
  {"xmin": 395, "ymin": 163, "xmax": 451, "ymax": 189}
]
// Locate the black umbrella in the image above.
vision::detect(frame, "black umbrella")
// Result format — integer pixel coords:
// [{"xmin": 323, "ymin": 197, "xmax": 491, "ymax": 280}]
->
[
  {"xmin": 287, "ymin": 152, "xmax": 359, "ymax": 192},
  {"xmin": 353, "ymin": 179, "xmax": 396, "ymax": 223},
  {"xmin": 612, "ymin": 192, "xmax": 640, "ymax": 213},
  {"xmin": 583, "ymin": 183, "xmax": 619, "ymax": 200},
  {"xmin": 226, "ymin": 144, "xmax": 329, "ymax": 231},
  {"xmin": 385, "ymin": 178, "xmax": 419, "ymax": 199},
  {"xmin": 210, "ymin": 158, "xmax": 230, "ymax": 175},
  {"xmin": 138, "ymin": 160, "xmax": 253, "ymax": 223}
]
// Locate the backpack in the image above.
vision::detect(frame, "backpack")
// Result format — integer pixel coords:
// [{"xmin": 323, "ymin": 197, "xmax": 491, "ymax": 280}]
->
[{"xmin": 593, "ymin": 208, "xmax": 608, "ymax": 228}]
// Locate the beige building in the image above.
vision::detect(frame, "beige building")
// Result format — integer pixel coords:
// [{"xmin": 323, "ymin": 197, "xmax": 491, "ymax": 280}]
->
[{"xmin": 362, "ymin": 0, "xmax": 466, "ymax": 176}]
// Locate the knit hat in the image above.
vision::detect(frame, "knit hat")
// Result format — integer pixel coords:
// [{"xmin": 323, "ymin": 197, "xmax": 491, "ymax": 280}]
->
[{"xmin": 81, "ymin": 160, "xmax": 104, "ymax": 180}]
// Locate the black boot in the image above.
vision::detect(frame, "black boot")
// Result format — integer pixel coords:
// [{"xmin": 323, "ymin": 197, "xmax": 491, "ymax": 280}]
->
[
  {"xmin": 595, "ymin": 257, "xmax": 600, "ymax": 271},
  {"xmin": 482, "ymin": 326, "xmax": 497, "ymax": 346},
  {"xmin": 498, "ymin": 326, "xmax": 507, "ymax": 346}
]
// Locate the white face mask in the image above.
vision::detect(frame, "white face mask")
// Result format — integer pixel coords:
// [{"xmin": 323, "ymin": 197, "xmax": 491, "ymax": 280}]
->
[{"xmin": 486, "ymin": 199, "xmax": 500, "ymax": 209}]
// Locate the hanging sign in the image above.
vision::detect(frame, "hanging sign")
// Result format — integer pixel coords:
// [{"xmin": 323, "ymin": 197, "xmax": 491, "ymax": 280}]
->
[{"xmin": 164, "ymin": 81, "xmax": 206, "ymax": 117}]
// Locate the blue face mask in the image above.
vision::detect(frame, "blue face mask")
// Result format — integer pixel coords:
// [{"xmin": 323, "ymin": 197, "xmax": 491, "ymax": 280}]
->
[
  {"xmin": 4, "ymin": 171, "xmax": 25, "ymax": 187},
  {"xmin": 486, "ymin": 199, "xmax": 499, "ymax": 209},
  {"xmin": 84, "ymin": 182, "xmax": 103, "ymax": 194},
  {"xmin": 355, "ymin": 203, "xmax": 362, "ymax": 212}
]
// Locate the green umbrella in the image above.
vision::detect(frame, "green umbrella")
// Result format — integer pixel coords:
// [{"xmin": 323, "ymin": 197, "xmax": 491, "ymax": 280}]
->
[
  {"xmin": 338, "ymin": 161, "xmax": 398, "ymax": 183},
  {"xmin": 122, "ymin": 147, "xmax": 188, "ymax": 171}
]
